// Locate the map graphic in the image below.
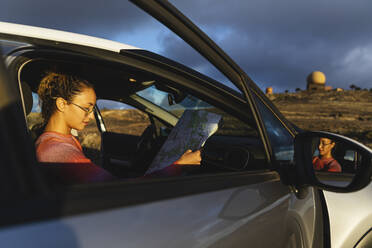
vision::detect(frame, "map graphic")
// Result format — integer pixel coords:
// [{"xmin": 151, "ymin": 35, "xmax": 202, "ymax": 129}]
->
[{"xmin": 145, "ymin": 109, "xmax": 222, "ymax": 174}]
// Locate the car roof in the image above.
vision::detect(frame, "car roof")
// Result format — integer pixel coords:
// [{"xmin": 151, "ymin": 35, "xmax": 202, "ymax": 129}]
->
[{"xmin": 0, "ymin": 21, "xmax": 139, "ymax": 53}]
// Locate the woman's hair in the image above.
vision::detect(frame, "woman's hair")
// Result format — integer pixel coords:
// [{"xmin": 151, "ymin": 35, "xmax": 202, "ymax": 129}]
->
[
  {"xmin": 37, "ymin": 71, "xmax": 93, "ymax": 122},
  {"xmin": 329, "ymin": 139, "xmax": 336, "ymax": 157}
]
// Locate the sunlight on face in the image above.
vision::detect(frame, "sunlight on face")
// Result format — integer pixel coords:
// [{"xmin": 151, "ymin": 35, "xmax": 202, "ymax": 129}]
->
[
  {"xmin": 318, "ymin": 137, "xmax": 335, "ymax": 158},
  {"xmin": 64, "ymin": 87, "xmax": 96, "ymax": 131}
]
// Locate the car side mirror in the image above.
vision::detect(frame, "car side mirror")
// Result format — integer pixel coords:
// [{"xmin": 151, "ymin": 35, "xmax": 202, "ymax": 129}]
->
[{"xmin": 294, "ymin": 131, "xmax": 372, "ymax": 192}]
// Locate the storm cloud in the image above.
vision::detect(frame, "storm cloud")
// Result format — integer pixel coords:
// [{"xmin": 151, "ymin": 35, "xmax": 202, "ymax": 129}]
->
[
  {"xmin": 165, "ymin": 0, "xmax": 372, "ymax": 91},
  {"xmin": 0, "ymin": 0, "xmax": 146, "ymax": 36},
  {"xmin": 1, "ymin": 0, "xmax": 372, "ymax": 92}
]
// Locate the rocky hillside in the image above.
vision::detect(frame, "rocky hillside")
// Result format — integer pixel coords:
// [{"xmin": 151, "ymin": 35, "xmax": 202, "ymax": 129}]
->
[{"xmin": 270, "ymin": 90, "xmax": 372, "ymax": 148}]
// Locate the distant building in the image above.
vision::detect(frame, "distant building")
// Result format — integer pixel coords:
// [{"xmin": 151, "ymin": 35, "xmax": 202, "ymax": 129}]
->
[
  {"xmin": 335, "ymin": 88, "xmax": 344, "ymax": 92},
  {"xmin": 266, "ymin": 87, "xmax": 273, "ymax": 95},
  {"xmin": 307, "ymin": 71, "xmax": 326, "ymax": 91},
  {"xmin": 325, "ymin": 86, "xmax": 332, "ymax": 91}
]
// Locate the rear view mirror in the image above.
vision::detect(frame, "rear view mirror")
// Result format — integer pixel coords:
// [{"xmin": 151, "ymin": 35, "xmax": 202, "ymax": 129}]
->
[
  {"xmin": 155, "ymin": 83, "xmax": 187, "ymax": 104},
  {"xmin": 294, "ymin": 131, "xmax": 372, "ymax": 192}
]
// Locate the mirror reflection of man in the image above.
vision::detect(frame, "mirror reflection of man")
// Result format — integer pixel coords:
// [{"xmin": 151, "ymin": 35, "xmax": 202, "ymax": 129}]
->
[{"xmin": 313, "ymin": 137, "xmax": 342, "ymax": 172}]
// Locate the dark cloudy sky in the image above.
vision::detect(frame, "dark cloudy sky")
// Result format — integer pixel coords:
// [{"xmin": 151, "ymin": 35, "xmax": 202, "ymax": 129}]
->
[{"xmin": 1, "ymin": 0, "xmax": 372, "ymax": 92}]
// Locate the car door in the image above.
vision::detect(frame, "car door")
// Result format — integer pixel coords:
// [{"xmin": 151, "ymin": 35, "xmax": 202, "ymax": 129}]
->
[
  {"xmin": 0, "ymin": 52, "xmax": 312, "ymax": 248},
  {"xmin": 0, "ymin": 2, "xmax": 322, "ymax": 248}
]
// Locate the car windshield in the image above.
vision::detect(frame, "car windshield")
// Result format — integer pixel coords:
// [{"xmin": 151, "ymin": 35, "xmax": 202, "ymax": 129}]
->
[{"xmin": 137, "ymin": 85, "xmax": 212, "ymax": 118}]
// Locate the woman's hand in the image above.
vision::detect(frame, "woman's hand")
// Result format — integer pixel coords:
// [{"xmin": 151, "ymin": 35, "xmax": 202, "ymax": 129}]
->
[{"xmin": 175, "ymin": 149, "xmax": 201, "ymax": 165}]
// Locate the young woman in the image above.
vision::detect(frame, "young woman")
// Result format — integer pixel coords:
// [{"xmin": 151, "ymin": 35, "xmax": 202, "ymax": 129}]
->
[
  {"xmin": 312, "ymin": 137, "xmax": 342, "ymax": 172},
  {"xmin": 35, "ymin": 71, "xmax": 201, "ymax": 183}
]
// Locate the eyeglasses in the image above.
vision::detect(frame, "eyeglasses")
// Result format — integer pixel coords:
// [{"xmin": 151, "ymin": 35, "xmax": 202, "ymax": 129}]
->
[
  {"xmin": 70, "ymin": 102, "xmax": 94, "ymax": 115},
  {"xmin": 319, "ymin": 142, "xmax": 332, "ymax": 147}
]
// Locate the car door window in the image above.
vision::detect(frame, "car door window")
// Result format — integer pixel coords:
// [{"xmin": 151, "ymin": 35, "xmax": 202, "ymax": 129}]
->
[
  {"xmin": 14, "ymin": 52, "xmax": 270, "ymax": 185},
  {"xmin": 253, "ymin": 93, "xmax": 294, "ymax": 162}
]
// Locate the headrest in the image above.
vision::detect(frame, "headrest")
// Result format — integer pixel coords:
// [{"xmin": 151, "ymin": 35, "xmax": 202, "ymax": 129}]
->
[
  {"xmin": 332, "ymin": 142, "xmax": 345, "ymax": 159},
  {"xmin": 20, "ymin": 81, "xmax": 33, "ymax": 116}
]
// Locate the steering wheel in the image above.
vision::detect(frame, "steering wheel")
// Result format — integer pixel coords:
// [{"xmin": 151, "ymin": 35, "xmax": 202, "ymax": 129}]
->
[
  {"xmin": 136, "ymin": 114, "xmax": 160, "ymax": 156},
  {"xmin": 134, "ymin": 124, "xmax": 158, "ymax": 173},
  {"xmin": 136, "ymin": 124, "xmax": 156, "ymax": 152}
]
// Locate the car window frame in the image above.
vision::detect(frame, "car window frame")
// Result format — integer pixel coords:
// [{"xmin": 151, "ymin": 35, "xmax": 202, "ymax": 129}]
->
[
  {"xmin": 253, "ymin": 92, "xmax": 295, "ymax": 163},
  {"xmin": 249, "ymin": 89, "xmax": 298, "ymax": 164},
  {"xmin": 12, "ymin": 47, "xmax": 271, "ymax": 167},
  {"xmin": 1, "ymin": 41, "xmax": 286, "ymax": 228}
]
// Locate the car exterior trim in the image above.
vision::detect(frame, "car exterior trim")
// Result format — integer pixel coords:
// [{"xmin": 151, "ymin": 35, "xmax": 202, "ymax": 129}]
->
[{"xmin": 0, "ymin": 21, "xmax": 139, "ymax": 52}]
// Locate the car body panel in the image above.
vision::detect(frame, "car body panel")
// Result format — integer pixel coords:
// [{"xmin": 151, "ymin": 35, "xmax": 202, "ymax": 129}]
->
[
  {"xmin": 0, "ymin": 181, "xmax": 306, "ymax": 248},
  {"xmin": 324, "ymin": 183, "xmax": 372, "ymax": 247},
  {"xmin": 0, "ymin": 22, "xmax": 139, "ymax": 53}
]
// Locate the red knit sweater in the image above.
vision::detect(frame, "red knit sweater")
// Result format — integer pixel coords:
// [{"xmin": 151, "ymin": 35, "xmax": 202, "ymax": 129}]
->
[
  {"xmin": 312, "ymin": 156, "xmax": 342, "ymax": 172},
  {"xmin": 35, "ymin": 131, "xmax": 182, "ymax": 183}
]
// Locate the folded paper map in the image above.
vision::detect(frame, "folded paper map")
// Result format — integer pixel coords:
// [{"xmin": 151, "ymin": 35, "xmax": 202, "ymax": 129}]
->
[{"xmin": 145, "ymin": 109, "xmax": 222, "ymax": 174}]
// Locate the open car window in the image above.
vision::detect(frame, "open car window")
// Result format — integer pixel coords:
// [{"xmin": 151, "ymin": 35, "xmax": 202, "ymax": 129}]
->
[{"xmin": 14, "ymin": 49, "xmax": 268, "ymax": 185}]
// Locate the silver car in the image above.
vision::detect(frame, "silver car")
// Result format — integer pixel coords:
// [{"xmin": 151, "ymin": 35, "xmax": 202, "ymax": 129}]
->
[{"xmin": 0, "ymin": 1, "xmax": 371, "ymax": 247}]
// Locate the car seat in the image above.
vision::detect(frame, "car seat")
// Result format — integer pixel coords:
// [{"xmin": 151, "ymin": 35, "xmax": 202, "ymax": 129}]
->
[
  {"xmin": 19, "ymin": 81, "xmax": 44, "ymax": 141},
  {"xmin": 332, "ymin": 143, "xmax": 355, "ymax": 173},
  {"xmin": 19, "ymin": 80, "xmax": 33, "ymax": 121}
]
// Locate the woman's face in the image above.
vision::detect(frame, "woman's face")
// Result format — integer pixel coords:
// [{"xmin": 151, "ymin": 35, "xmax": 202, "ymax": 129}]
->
[
  {"xmin": 63, "ymin": 87, "xmax": 96, "ymax": 131},
  {"xmin": 318, "ymin": 137, "xmax": 335, "ymax": 157}
]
